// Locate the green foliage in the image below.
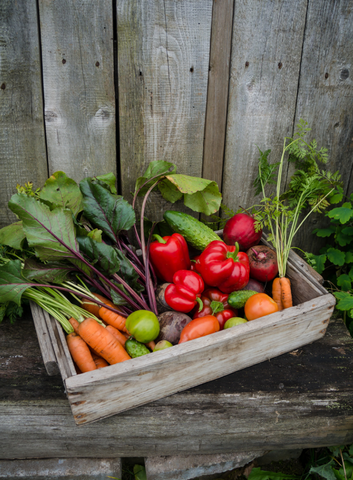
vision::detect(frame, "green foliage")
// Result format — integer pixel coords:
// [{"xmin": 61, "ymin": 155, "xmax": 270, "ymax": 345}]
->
[
  {"xmin": 253, "ymin": 120, "xmax": 341, "ymax": 277},
  {"xmin": 248, "ymin": 445, "xmax": 353, "ymax": 480},
  {"xmin": 305, "ymin": 192, "xmax": 353, "ymax": 337}
]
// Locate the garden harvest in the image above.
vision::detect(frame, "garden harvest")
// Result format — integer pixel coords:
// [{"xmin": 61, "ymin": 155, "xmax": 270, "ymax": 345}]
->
[{"xmin": 0, "ymin": 122, "xmax": 342, "ymax": 374}]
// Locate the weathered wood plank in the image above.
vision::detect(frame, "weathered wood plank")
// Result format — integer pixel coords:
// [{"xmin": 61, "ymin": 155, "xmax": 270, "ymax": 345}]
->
[
  {"xmin": 202, "ymin": 0, "xmax": 234, "ymax": 187},
  {"xmin": 66, "ymin": 294, "xmax": 334, "ymax": 424},
  {"xmin": 291, "ymin": 0, "xmax": 353, "ymax": 253},
  {"xmin": 1, "ymin": 313, "xmax": 352, "ymax": 458},
  {"xmin": 0, "ymin": 0, "xmax": 48, "ymax": 227},
  {"xmin": 30, "ymin": 302, "xmax": 59, "ymax": 376},
  {"xmin": 222, "ymin": 0, "xmax": 307, "ymax": 211},
  {"xmin": 38, "ymin": 0, "xmax": 116, "ymax": 182},
  {"xmin": 116, "ymin": 0, "xmax": 213, "ymax": 220}
]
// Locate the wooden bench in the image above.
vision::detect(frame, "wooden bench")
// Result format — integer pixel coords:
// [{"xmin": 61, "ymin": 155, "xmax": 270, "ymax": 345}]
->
[{"xmin": 1, "ymin": 307, "xmax": 353, "ymax": 460}]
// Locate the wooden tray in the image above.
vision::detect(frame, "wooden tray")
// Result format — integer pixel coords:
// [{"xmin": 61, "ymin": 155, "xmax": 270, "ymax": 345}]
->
[{"xmin": 30, "ymin": 238, "xmax": 335, "ymax": 426}]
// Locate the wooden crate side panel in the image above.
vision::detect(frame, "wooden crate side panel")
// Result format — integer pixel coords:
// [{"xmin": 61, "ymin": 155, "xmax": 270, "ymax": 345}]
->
[
  {"xmin": 30, "ymin": 302, "xmax": 59, "ymax": 376},
  {"xmin": 222, "ymin": 0, "xmax": 307, "ymax": 212},
  {"xmin": 38, "ymin": 0, "xmax": 116, "ymax": 182},
  {"xmin": 0, "ymin": 0, "xmax": 48, "ymax": 227},
  {"xmin": 66, "ymin": 294, "xmax": 335, "ymax": 424},
  {"xmin": 291, "ymin": 0, "xmax": 353, "ymax": 253},
  {"xmin": 202, "ymin": 0, "xmax": 234, "ymax": 188},
  {"xmin": 117, "ymin": 0, "xmax": 213, "ymax": 220}
]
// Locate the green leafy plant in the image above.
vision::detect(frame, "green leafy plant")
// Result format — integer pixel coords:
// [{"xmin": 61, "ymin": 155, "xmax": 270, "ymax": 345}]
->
[
  {"xmin": 0, "ymin": 162, "xmax": 222, "ymax": 324},
  {"xmin": 253, "ymin": 120, "xmax": 341, "ymax": 280},
  {"xmin": 305, "ymin": 191, "xmax": 353, "ymax": 337},
  {"xmin": 245, "ymin": 445, "xmax": 353, "ymax": 480}
]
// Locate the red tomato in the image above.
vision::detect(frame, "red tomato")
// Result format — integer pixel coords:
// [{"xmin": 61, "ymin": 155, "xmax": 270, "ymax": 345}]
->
[
  {"xmin": 178, "ymin": 315, "xmax": 220, "ymax": 343},
  {"xmin": 244, "ymin": 293, "xmax": 279, "ymax": 321}
]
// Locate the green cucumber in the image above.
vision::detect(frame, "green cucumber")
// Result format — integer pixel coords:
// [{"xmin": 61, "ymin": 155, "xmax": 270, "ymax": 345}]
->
[
  {"xmin": 163, "ymin": 210, "xmax": 223, "ymax": 251},
  {"xmin": 228, "ymin": 290, "xmax": 258, "ymax": 309},
  {"xmin": 125, "ymin": 338, "xmax": 150, "ymax": 358}
]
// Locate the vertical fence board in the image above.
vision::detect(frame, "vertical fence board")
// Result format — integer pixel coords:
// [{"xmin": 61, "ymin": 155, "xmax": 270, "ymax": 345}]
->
[
  {"xmin": 0, "ymin": 0, "xmax": 47, "ymax": 227},
  {"xmin": 292, "ymin": 0, "xmax": 353, "ymax": 253},
  {"xmin": 222, "ymin": 0, "xmax": 307, "ymax": 213},
  {"xmin": 202, "ymin": 0, "xmax": 234, "ymax": 188},
  {"xmin": 38, "ymin": 0, "xmax": 116, "ymax": 183},
  {"xmin": 117, "ymin": 0, "xmax": 213, "ymax": 220}
]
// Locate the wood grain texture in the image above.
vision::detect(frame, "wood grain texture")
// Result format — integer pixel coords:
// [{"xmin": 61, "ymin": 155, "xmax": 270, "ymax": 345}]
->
[
  {"xmin": 116, "ymin": 0, "xmax": 213, "ymax": 220},
  {"xmin": 291, "ymin": 0, "xmax": 353, "ymax": 253},
  {"xmin": 30, "ymin": 302, "xmax": 59, "ymax": 376},
  {"xmin": 222, "ymin": 0, "xmax": 307, "ymax": 212},
  {"xmin": 0, "ymin": 0, "xmax": 48, "ymax": 227},
  {"xmin": 38, "ymin": 0, "xmax": 116, "ymax": 182},
  {"xmin": 66, "ymin": 293, "xmax": 334, "ymax": 425},
  {"xmin": 202, "ymin": 0, "xmax": 234, "ymax": 187},
  {"xmin": 0, "ymin": 316, "xmax": 352, "ymax": 458}
]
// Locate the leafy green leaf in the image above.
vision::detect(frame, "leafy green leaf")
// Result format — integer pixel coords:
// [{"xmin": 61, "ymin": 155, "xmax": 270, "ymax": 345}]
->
[
  {"xmin": 333, "ymin": 291, "xmax": 351, "ymax": 301},
  {"xmin": 328, "ymin": 207, "xmax": 353, "ymax": 224},
  {"xmin": 0, "ymin": 260, "xmax": 33, "ymax": 305},
  {"xmin": 22, "ymin": 259, "xmax": 74, "ymax": 284},
  {"xmin": 161, "ymin": 174, "xmax": 222, "ymax": 215},
  {"xmin": 315, "ymin": 227, "xmax": 335, "ymax": 238},
  {"xmin": 248, "ymin": 467, "xmax": 299, "ymax": 480},
  {"xmin": 0, "ymin": 301, "xmax": 24, "ymax": 324},
  {"xmin": 306, "ymin": 253, "xmax": 327, "ymax": 274},
  {"xmin": 0, "ymin": 222, "xmax": 27, "ymax": 250},
  {"xmin": 341, "ymin": 227, "xmax": 353, "ymax": 236},
  {"xmin": 135, "ymin": 161, "xmax": 176, "ymax": 196},
  {"xmin": 336, "ymin": 231, "xmax": 352, "ymax": 247},
  {"xmin": 309, "ymin": 463, "xmax": 337, "ymax": 480},
  {"xmin": 95, "ymin": 172, "xmax": 117, "ymax": 194},
  {"xmin": 133, "ymin": 464, "xmax": 147, "ymax": 480},
  {"xmin": 346, "ymin": 252, "xmax": 353, "ymax": 264},
  {"xmin": 8, "ymin": 194, "xmax": 79, "ymax": 262},
  {"xmin": 327, "ymin": 248, "xmax": 346, "ymax": 266},
  {"xmin": 39, "ymin": 171, "xmax": 83, "ymax": 217},
  {"xmin": 335, "ymin": 294, "xmax": 353, "ymax": 311},
  {"xmin": 337, "ymin": 274, "xmax": 352, "ymax": 291},
  {"xmin": 80, "ymin": 179, "xmax": 135, "ymax": 242},
  {"xmin": 77, "ymin": 236, "xmax": 120, "ymax": 277}
]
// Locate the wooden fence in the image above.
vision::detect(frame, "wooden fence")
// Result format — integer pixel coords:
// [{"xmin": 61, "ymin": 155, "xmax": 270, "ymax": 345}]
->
[{"xmin": 1, "ymin": 0, "xmax": 352, "ymax": 252}]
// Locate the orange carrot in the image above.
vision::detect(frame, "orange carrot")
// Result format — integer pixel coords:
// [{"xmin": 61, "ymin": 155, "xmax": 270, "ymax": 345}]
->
[
  {"xmin": 98, "ymin": 306, "xmax": 129, "ymax": 333},
  {"xmin": 66, "ymin": 332, "xmax": 97, "ymax": 373},
  {"xmin": 272, "ymin": 278, "xmax": 283, "ymax": 311},
  {"xmin": 280, "ymin": 277, "xmax": 293, "ymax": 309},
  {"xmin": 68, "ymin": 317, "xmax": 80, "ymax": 334},
  {"xmin": 78, "ymin": 318, "xmax": 131, "ymax": 364},
  {"xmin": 81, "ymin": 293, "xmax": 114, "ymax": 318},
  {"xmin": 92, "ymin": 354, "xmax": 109, "ymax": 369},
  {"xmin": 106, "ymin": 325, "xmax": 128, "ymax": 346}
]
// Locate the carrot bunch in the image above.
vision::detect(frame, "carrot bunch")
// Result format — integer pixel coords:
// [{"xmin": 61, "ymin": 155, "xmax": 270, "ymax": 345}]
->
[{"xmin": 66, "ymin": 293, "xmax": 154, "ymax": 374}]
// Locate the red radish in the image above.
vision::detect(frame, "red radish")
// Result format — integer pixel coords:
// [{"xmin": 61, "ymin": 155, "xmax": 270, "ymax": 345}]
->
[
  {"xmin": 223, "ymin": 213, "xmax": 262, "ymax": 251},
  {"xmin": 243, "ymin": 278, "xmax": 265, "ymax": 293},
  {"xmin": 246, "ymin": 245, "xmax": 278, "ymax": 282}
]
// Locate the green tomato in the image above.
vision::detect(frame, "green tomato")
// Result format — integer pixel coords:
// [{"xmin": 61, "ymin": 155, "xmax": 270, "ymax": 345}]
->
[
  {"xmin": 153, "ymin": 340, "xmax": 173, "ymax": 351},
  {"xmin": 126, "ymin": 310, "xmax": 160, "ymax": 343},
  {"xmin": 224, "ymin": 317, "xmax": 248, "ymax": 329}
]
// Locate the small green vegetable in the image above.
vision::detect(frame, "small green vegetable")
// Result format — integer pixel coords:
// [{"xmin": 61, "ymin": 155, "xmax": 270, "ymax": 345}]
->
[
  {"xmin": 125, "ymin": 338, "xmax": 150, "ymax": 358},
  {"xmin": 163, "ymin": 210, "xmax": 223, "ymax": 250},
  {"xmin": 228, "ymin": 290, "xmax": 258, "ymax": 309}
]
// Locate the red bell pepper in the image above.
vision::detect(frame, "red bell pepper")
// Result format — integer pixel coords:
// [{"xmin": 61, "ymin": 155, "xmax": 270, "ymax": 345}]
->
[
  {"xmin": 195, "ymin": 241, "xmax": 250, "ymax": 293},
  {"xmin": 165, "ymin": 270, "xmax": 204, "ymax": 313},
  {"xmin": 193, "ymin": 288, "xmax": 238, "ymax": 329},
  {"xmin": 149, "ymin": 233, "xmax": 190, "ymax": 283}
]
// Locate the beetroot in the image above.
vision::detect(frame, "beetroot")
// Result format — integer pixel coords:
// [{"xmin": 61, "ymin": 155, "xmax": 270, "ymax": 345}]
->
[
  {"xmin": 246, "ymin": 245, "xmax": 278, "ymax": 282},
  {"xmin": 243, "ymin": 278, "xmax": 265, "ymax": 293},
  {"xmin": 223, "ymin": 213, "xmax": 262, "ymax": 251}
]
